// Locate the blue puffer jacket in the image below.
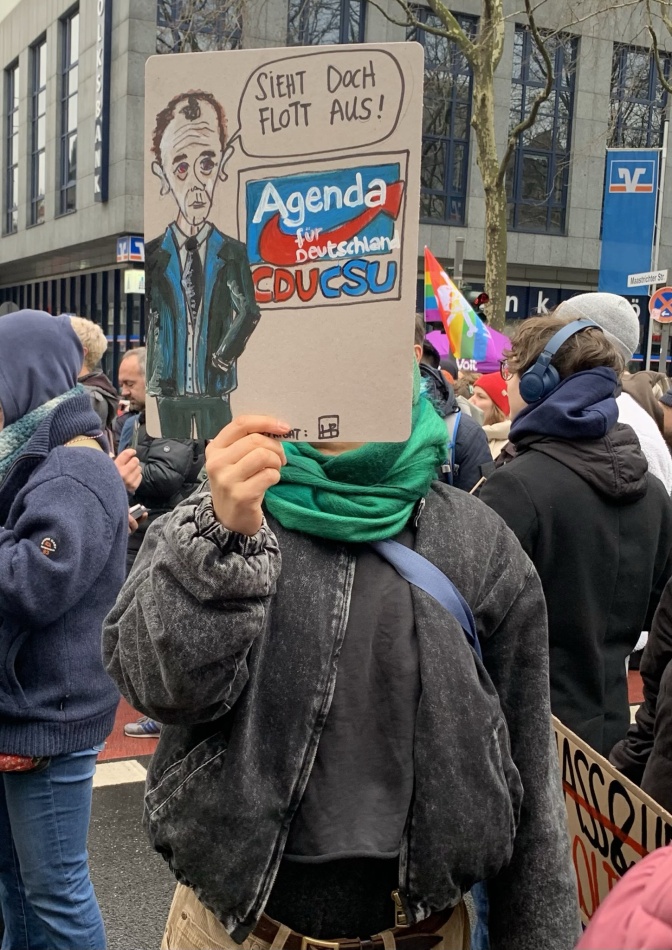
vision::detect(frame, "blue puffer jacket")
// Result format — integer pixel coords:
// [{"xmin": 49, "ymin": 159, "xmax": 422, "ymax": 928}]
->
[{"xmin": 0, "ymin": 394, "xmax": 128, "ymax": 756}]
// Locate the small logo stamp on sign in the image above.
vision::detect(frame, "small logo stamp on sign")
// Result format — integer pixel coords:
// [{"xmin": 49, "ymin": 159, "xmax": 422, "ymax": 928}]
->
[
  {"xmin": 318, "ymin": 415, "xmax": 340, "ymax": 440},
  {"xmin": 39, "ymin": 537, "xmax": 58, "ymax": 557}
]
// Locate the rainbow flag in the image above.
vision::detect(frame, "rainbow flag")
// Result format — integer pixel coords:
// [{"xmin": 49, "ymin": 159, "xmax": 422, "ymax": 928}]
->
[{"xmin": 424, "ymin": 247, "xmax": 488, "ymax": 361}]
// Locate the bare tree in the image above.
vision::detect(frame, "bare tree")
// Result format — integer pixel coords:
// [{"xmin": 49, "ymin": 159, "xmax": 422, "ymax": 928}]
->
[
  {"xmin": 368, "ymin": 0, "xmax": 641, "ymax": 329},
  {"xmin": 156, "ymin": 0, "xmax": 243, "ymax": 54},
  {"xmin": 647, "ymin": 0, "xmax": 672, "ymax": 97}
]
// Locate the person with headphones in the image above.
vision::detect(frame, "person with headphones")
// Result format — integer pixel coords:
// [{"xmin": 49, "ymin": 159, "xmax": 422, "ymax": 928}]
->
[{"xmin": 480, "ymin": 315, "xmax": 672, "ymax": 758}]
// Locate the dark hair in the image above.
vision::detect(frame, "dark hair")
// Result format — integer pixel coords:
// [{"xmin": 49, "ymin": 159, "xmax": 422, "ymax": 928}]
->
[
  {"xmin": 507, "ymin": 315, "xmax": 625, "ymax": 380},
  {"xmin": 414, "ymin": 312, "xmax": 427, "ymax": 346},
  {"xmin": 414, "ymin": 312, "xmax": 442, "ymax": 367},
  {"xmin": 152, "ymin": 91, "xmax": 228, "ymax": 165},
  {"xmin": 441, "ymin": 352, "xmax": 459, "ymax": 378}
]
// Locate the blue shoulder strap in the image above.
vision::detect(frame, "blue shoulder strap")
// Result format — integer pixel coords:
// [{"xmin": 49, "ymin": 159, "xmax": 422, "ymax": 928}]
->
[{"xmin": 370, "ymin": 538, "xmax": 482, "ymax": 660}]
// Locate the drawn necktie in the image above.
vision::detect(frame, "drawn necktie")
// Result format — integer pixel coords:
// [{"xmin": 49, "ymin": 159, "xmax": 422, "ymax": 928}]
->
[{"xmin": 183, "ymin": 236, "xmax": 203, "ymax": 322}]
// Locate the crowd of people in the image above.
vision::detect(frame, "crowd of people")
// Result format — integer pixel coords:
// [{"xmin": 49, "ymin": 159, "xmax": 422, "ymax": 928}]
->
[{"xmin": 3, "ymin": 295, "xmax": 672, "ymax": 948}]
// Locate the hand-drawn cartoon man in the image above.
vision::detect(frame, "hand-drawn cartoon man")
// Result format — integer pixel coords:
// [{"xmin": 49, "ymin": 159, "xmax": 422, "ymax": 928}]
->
[{"xmin": 146, "ymin": 90, "xmax": 260, "ymax": 439}]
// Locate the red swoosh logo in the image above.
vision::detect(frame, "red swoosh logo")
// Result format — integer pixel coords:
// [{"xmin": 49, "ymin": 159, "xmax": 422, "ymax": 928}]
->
[{"xmin": 258, "ymin": 181, "xmax": 404, "ymax": 267}]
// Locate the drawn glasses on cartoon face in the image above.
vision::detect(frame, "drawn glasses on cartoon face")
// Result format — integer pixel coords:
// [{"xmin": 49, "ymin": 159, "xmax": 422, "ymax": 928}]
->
[{"xmin": 151, "ymin": 93, "xmax": 236, "ymax": 233}]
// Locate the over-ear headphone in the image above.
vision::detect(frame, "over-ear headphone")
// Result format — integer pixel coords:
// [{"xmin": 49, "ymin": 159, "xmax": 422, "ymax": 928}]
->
[{"xmin": 518, "ymin": 319, "xmax": 600, "ymax": 404}]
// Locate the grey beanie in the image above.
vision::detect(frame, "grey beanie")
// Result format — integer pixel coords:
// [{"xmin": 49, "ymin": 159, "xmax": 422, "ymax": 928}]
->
[{"xmin": 555, "ymin": 292, "xmax": 640, "ymax": 361}]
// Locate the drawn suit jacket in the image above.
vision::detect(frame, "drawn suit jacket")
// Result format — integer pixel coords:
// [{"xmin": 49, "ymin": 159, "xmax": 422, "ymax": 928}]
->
[{"xmin": 146, "ymin": 226, "xmax": 261, "ymax": 399}]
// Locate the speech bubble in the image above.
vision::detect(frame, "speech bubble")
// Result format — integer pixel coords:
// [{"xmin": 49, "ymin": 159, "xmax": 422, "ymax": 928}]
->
[{"xmin": 230, "ymin": 48, "xmax": 405, "ymax": 159}]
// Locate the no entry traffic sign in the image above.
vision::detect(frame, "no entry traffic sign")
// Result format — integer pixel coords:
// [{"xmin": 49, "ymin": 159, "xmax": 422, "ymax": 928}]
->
[{"xmin": 649, "ymin": 286, "xmax": 672, "ymax": 323}]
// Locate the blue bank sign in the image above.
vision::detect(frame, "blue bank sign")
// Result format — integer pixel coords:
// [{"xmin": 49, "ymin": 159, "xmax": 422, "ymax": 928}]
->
[{"xmin": 598, "ymin": 149, "xmax": 660, "ymax": 296}]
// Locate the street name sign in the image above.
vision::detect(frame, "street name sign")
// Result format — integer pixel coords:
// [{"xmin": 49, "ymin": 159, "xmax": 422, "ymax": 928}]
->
[{"xmin": 627, "ymin": 269, "xmax": 667, "ymax": 288}]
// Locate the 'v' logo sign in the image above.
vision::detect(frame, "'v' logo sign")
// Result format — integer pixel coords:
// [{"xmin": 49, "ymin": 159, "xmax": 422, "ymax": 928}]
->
[
  {"xmin": 618, "ymin": 167, "xmax": 646, "ymax": 191},
  {"xmin": 609, "ymin": 160, "xmax": 655, "ymax": 193}
]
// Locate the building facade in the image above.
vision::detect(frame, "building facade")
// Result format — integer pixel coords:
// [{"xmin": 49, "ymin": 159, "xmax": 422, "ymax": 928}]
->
[{"xmin": 0, "ymin": 0, "xmax": 670, "ymax": 375}]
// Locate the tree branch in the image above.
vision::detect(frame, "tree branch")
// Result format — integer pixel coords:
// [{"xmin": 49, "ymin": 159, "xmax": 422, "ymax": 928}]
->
[
  {"xmin": 497, "ymin": 0, "xmax": 554, "ymax": 187},
  {"xmin": 364, "ymin": 0, "xmax": 417, "ymax": 31},
  {"xmin": 506, "ymin": 0, "xmax": 642, "ymax": 30},
  {"xmin": 368, "ymin": 0, "xmax": 473, "ymax": 45},
  {"xmin": 424, "ymin": 0, "xmax": 476, "ymax": 62},
  {"xmin": 647, "ymin": 0, "xmax": 672, "ymax": 94},
  {"xmin": 655, "ymin": 0, "xmax": 672, "ymax": 33}
]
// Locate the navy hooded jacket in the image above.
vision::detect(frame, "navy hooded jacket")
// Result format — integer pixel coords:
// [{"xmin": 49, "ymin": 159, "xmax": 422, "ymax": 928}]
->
[{"xmin": 0, "ymin": 312, "xmax": 128, "ymax": 756}]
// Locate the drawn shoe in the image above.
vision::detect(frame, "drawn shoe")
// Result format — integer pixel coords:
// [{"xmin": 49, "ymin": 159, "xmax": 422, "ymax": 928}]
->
[{"xmin": 124, "ymin": 715, "xmax": 161, "ymax": 738}]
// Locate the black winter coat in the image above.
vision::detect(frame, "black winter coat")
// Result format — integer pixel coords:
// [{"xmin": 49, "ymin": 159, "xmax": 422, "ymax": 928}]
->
[
  {"xmin": 126, "ymin": 414, "xmax": 205, "ymax": 570},
  {"xmin": 611, "ymin": 576, "xmax": 672, "ymax": 810},
  {"xmin": 480, "ymin": 425, "xmax": 672, "ymax": 757},
  {"xmin": 420, "ymin": 364, "xmax": 492, "ymax": 492}
]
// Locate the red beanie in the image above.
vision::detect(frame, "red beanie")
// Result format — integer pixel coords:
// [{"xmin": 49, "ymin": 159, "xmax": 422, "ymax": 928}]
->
[{"xmin": 474, "ymin": 372, "xmax": 510, "ymax": 416}]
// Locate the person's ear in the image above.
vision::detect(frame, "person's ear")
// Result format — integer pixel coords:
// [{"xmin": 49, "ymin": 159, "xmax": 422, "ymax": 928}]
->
[
  {"xmin": 218, "ymin": 142, "xmax": 236, "ymax": 182},
  {"xmin": 413, "ymin": 343, "xmax": 423, "ymax": 364},
  {"xmin": 152, "ymin": 160, "xmax": 171, "ymax": 197}
]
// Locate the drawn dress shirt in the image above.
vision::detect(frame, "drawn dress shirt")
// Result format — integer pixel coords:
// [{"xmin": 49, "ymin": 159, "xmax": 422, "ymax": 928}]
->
[{"xmin": 173, "ymin": 222, "xmax": 211, "ymax": 396}]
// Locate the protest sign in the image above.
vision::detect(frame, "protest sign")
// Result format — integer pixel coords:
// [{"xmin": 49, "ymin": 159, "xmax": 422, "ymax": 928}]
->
[
  {"xmin": 144, "ymin": 43, "xmax": 424, "ymax": 440},
  {"xmin": 553, "ymin": 717, "xmax": 672, "ymax": 925}
]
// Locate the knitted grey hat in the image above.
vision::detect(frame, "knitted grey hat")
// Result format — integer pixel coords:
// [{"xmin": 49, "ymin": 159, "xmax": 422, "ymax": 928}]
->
[{"xmin": 555, "ymin": 292, "xmax": 640, "ymax": 361}]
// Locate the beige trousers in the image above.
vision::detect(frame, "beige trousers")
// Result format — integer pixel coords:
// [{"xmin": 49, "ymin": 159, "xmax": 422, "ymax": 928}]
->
[{"xmin": 161, "ymin": 883, "xmax": 470, "ymax": 950}]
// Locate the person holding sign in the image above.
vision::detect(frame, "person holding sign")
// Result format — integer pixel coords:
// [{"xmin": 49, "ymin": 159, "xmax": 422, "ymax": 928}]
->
[
  {"xmin": 146, "ymin": 91, "xmax": 261, "ymax": 440},
  {"xmin": 480, "ymin": 316, "xmax": 672, "ymax": 758},
  {"xmin": 104, "ymin": 367, "xmax": 580, "ymax": 950}
]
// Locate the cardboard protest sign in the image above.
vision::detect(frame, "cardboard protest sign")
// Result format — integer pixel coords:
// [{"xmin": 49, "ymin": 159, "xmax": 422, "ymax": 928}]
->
[
  {"xmin": 553, "ymin": 716, "xmax": 672, "ymax": 925},
  {"xmin": 144, "ymin": 43, "xmax": 424, "ymax": 441}
]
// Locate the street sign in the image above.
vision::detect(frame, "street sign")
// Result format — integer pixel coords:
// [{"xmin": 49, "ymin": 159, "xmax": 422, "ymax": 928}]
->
[
  {"xmin": 627, "ymin": 269, "xmax": 668, "ymax": 288},
  {"xmin": 649, "ymin": 286, "xmax": 672, "ymax": 323},
  {"xmin": 116, "ymin": 237, "xmax": 129, "ymax": 263},
  {"xmin": 124, "ymin": 270, "xmax": 145, "ymax": 294},
  {"xmin": 116, "ymin": 235, "xmax": 144, "ymax": 263},
  {"xmin": 129, "ymin": 236, "xmax": 144, "ymax": 262}
]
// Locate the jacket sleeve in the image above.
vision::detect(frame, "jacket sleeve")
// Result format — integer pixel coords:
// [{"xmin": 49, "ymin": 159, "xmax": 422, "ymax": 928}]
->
[
  {"xmin": 643, "ymin": 482, "xmax": 672, "ymax": 632},
  {"xmin": 610, "ymin": 575, "xmax": 672, "ymax": 784},
  {"xmin": 479, "ymin": 466, "xmax": 539, "ymax": 558},
  {"xmin": 453, "ymin": 416, "xmax": 492, "ymax": 492},
  {"xmin": 102, "ymin": 493, "xmax": 281, "ymax": 724},
  {"xmin": 212, "ymin": 250, "xmax": 261, "ymax": 367},
  {"xmin": 135, "ymin": 439, "xmax": 200, "ymax": 505},
  {"xmin": 640, "ymin": 659, "xmax": 672, "ymax": 809},
  {"xmin": 481, "ymin": 548, "xmax": 580, "ymax": 950},
  {"xmin": 0, "ymin": 473, "xmax": 114, "ymax": 626}
]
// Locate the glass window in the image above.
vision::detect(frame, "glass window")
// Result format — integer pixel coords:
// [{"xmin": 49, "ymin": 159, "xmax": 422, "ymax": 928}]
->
[
  {"xmin": 609, "ymin": 44, "xmax": 670, "ymax": 148},
  {"xmin": 30, "ymin": 39, "xmax": 47, "ymax": 226},
  {"xmin": 157, "ymin": 0, "xmax": 242, "ymax": 53},
  {"xmin": 287, "ymin": 0, "xmax": 365, "ymax": 45},
  {"xmin": 59, "ymin": 11, "xmax": 79, "ymax": 215},
  {"xmin": 408, "ymin": 9, "xmax": 476, "ymax": 226},
  {"xmin": 507, "ymin": 27, "xmax": 578, "ymax": 234},
  {"xmin": 4, "ymin": 62, "xmax": 19, "ymax": 234}
]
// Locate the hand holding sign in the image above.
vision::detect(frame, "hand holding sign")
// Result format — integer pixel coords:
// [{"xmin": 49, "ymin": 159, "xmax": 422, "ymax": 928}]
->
[{"xmin": 206, "ymin": 416, "xmax": 289, "ymax": 536}]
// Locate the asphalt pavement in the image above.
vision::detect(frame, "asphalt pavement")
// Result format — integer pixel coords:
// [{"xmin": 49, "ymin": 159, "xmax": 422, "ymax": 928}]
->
[{"xmin": 89, "ymin": 757, "xmax": 174, "ymax": 950}]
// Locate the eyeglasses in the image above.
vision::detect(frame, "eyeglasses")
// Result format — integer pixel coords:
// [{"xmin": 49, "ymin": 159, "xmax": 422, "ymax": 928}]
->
[{"xmin": 499, "ymin": 359, "xmax": 513, "ymax": 382}]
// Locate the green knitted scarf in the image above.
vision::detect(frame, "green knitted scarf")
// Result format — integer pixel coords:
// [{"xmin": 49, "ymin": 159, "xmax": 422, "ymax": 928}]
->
[
  {"xmin": 0, "ymin": 385, "xmax": 84, "ymax": 484},
  {"xmin": 265, "ymin": 371, "xmax": 447, "ymax": 542}
]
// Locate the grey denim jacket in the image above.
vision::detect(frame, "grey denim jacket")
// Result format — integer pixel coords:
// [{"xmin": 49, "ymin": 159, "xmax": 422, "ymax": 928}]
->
[{"xmin": 103, "ymin": 483, "xmax": 579, "ymax": 950}]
